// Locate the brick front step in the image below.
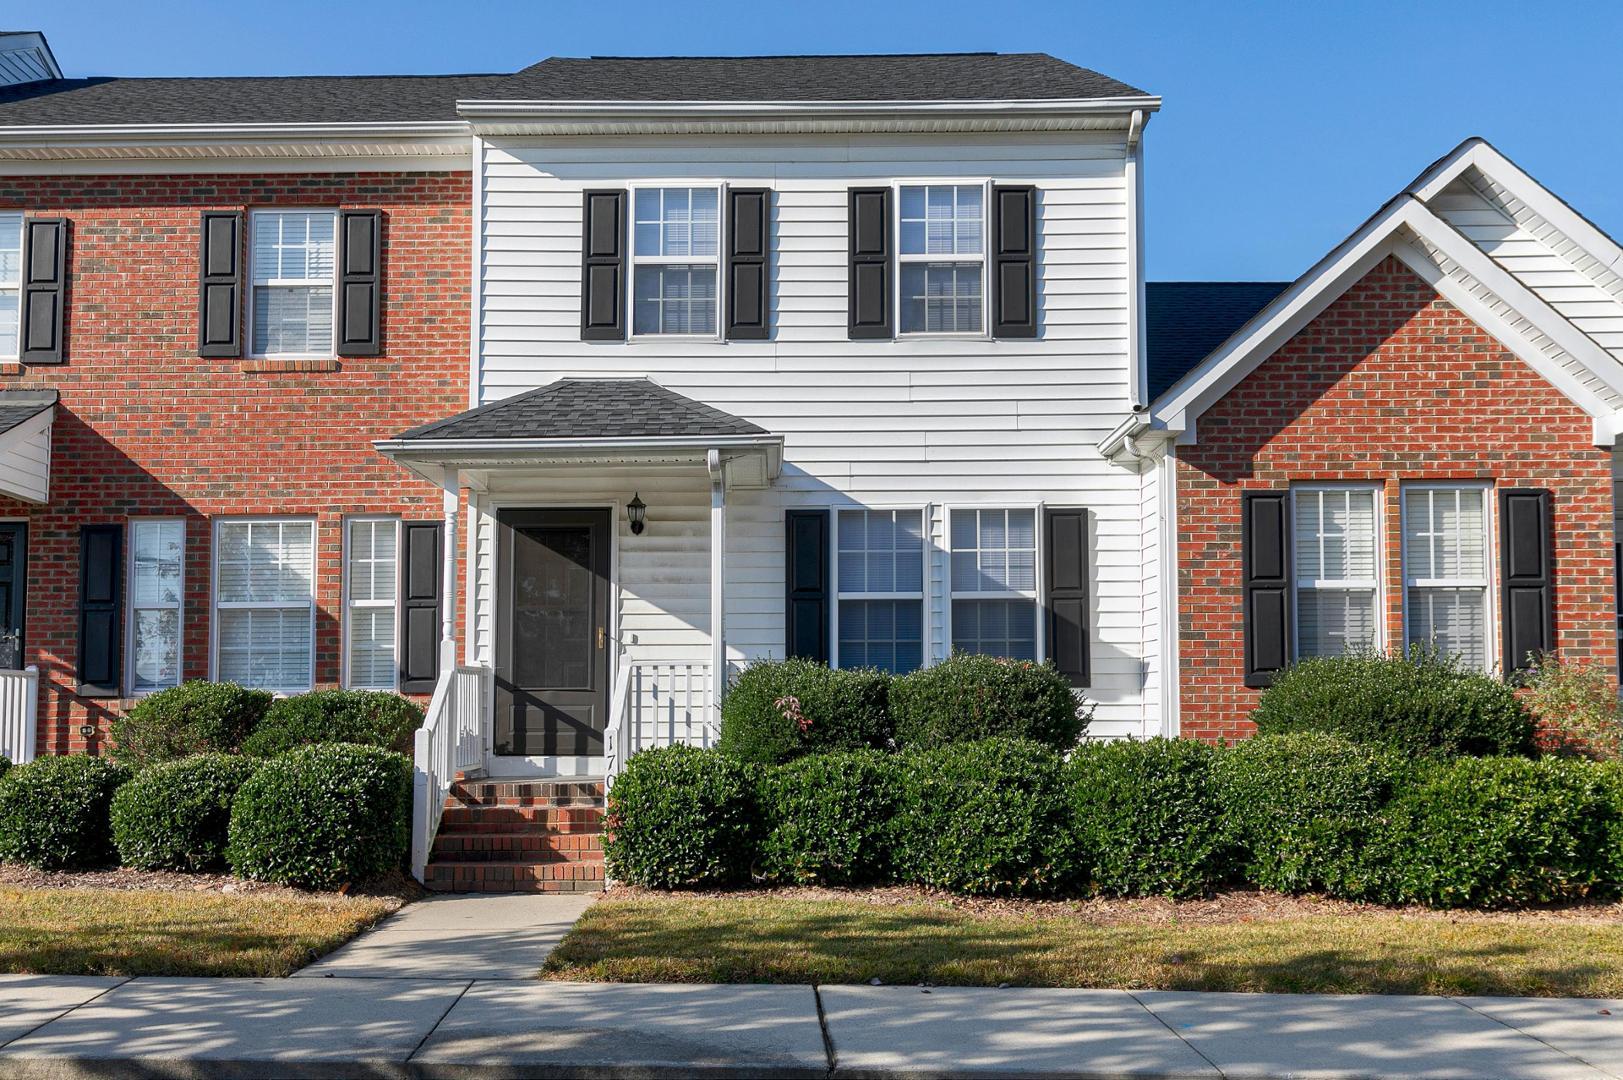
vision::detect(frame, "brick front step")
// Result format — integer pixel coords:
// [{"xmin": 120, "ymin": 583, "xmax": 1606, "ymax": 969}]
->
[
  {"xmin": 430, "ymin": 833, "xmax": 605, "ymax": 862},
  {"xmin": 449, "ymin": 780, "xmax": 604, "ymax": 804},
  {"xmin": 425, "ymin": 776, "xmax": 607, "ymax": 894},
  {"xmin": 423, "ymin": 860, "xmax": 606, "ymax": 894},
  {"xmin": 438, "ymin": 806, "xmax": 604, "ymax": 831}
]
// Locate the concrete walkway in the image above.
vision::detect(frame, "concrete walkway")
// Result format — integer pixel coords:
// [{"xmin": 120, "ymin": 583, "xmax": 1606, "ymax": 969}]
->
[{"xmin": 1, "ymin": 974, "xmax": 1621, "ymax": 1078}]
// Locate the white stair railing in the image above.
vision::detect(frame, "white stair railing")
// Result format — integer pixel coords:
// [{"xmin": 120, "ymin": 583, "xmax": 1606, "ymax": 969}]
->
[
  {"xmin": 410, "ymin": 664, "xmax": 491, "ymax": 882},
  {"xmin": 0, "ymin": 666, "xmax": 37, "ymax": 765},
  {"xmin": 605, "ymin": 660, "xmax": 717, "ymax": 789}
]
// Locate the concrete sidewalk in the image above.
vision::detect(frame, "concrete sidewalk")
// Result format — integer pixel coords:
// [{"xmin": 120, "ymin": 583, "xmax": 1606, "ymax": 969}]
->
[{"xmin": 1, "ymin": 974, "xmax": 1621, "ymax": 1079}]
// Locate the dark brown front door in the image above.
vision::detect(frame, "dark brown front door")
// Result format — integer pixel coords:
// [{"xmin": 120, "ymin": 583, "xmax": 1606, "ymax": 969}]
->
[
  {"xmin": 0, "ymin": 523, "xmax": 24, "ymax": 671},
  {"xmin": 495, "ymin": 509, "xmax": 610, "ymax": 757}
]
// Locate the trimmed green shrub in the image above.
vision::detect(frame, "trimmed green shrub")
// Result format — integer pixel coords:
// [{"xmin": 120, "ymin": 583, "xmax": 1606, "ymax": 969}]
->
[
  {"xmin": 1375, "ymin": 756, "xmax": 1621, "ymax": 908},
  {"xmin": 1214, "ymin": 733, "xmax": 1406, "ymax": 896},
  {"xmin": 109, "ymin": 681, "xmax": 273, "ymax": 767},
  {"xmin": 1251, "ymin": 648, "xmax": 1534, "ymax": 758},
  {"xmin": 226, "ymin": 744, "xmax": 410, "ymax": 890},
  {"xmin": 0, "ymin": 755, "xmax": 131, "ymax": 869},
  {"xmin": 890, "ymin": 654, "xmax": 1087, "ymax": 752},
  {"xmin": 894, "ymin": 737, "xmax": 1075, "ymax": 895},
  {"xmin": 241, "ymin": 690, "xmax": 425, "ymax": 757},
  {"xmin": 111, "ymin": 753, "xmax": 259, "ymax": 871},
  {"xmin": 1069, "ymin": 738, "xmax": 1227, "ymax": 898},
  {"xmin": 603, "ymin": 745, "xmax": 759, "ymax": 887},
  {"xmin": 759, "ymin": 750, "xmax": 901, "ymax": 885},
  {"xmin": 719, "ymin": 659, "xmax": 891, "ymax": 764},
  {"xmin": 0, "ymin": 756, "xmax": 10, "ymax": 782}
]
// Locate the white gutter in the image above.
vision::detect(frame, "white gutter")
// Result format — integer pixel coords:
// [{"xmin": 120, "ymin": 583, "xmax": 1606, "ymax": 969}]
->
[
  {"xmin": 374, "ymin": 433, "xmax": 785, "ymax": 456},
  {"xmin": 0, "ymin": 120, "xmax": 471, "ymax": 141},
  {"xmin": 456, "ymin": 96, "xmax": 1162, "ymax": 120}
]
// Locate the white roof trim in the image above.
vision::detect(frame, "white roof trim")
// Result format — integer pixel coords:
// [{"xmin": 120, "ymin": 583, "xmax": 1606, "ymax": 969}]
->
[
  {"xmin": 0, "ymin": 122, "xmax": 473, "ymax": 163},
  {"xmin": 375, "ymin": 432, "xmax": 784, "ymax": 489}
]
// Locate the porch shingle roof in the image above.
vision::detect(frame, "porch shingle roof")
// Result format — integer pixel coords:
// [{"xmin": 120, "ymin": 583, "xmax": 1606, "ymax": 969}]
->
[
  {"xmin": 0, "ymin": 389, "xmax": 56, "ymax": 436},
  {"xmin": 395, "ymin": 378, "xmax": 769, "ymax": 441}
]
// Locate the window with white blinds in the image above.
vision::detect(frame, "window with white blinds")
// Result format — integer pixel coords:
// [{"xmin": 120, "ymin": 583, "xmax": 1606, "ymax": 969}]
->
[
  {"xmin": 345, "ymin": 518, "xmax": 398, "ymax": 691},
  {"xmin": 1403, "ymin": 486, "xmax": 1491, "ymax": 670},
  {"xmin": 632, "ymin": 187, "xmax": 720, "ymax": 336},
  {"xmin": 214, "ymin": 519, "xmax": 315, "ymax": 692},
  {"xmin": 128, "ymin": 519, "xmax": 185, "ymax": 694},
  {"xmin": 950, "ymin": 508, "xmax": 1038, "ymax": 661},
  {"xmin": 1293, "ymin": 487, "xmax": 1380, "ymax": 658},
  {"xmin": 836, "ymin": 508, "xmax": 925, "ymax": 674},
  {"xmin": 0, "ymin": 212, "xmax": 21, "ymax": 359},
  {"xmin": 250, "ymin": 210, "xmax": 336, "ymax": 356},
  {"xmin": 898, "ymin": 185, "xmax": 985, "ymax": 334}
]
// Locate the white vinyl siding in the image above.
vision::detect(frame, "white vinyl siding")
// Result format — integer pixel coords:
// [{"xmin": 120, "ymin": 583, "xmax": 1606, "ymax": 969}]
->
[
  {"xmin": 836, "ymin": 508, "xmax": 925, "ymax": 674},
  {"xmin": 213, "ymin": 519, "xmax": 316, "ymax": 692},
  {"xmin": 898, "ymin": 184, "xmax": 985, "ymax": 335},
  {"xmin": 0, "ymin": 212, "xmax": 21, "ymax": 359},
  {"xmin": 127, "ymin": 519, "xmax": 185, "ymax": 694},
  {"xmin": 345, "ymin": 518, "xmax": 399, "ymax": 691},
  {"xmin": 949, "ymin": 507, "xmax": 1037, "ymax": 660},
  {"xmin": 1293, "ymin": 487, "xmax": 1379, "ymax": 659},
  {"xmin": 1403, "ymin": 486, "xmax": 1492, "ymax": 670},
  {"xmin": 632, "ymin": 187, "xmax": 720, "ymax": 336},
  {"xmin": 250, "ymin": 210, "xmax": 336, "ymax": 357}
]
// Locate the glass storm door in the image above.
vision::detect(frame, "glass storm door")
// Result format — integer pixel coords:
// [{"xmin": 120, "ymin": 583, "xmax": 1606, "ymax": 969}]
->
[
  {"xmin": 0, "ymin": 523, "xmax": 23, "ymax": 670},
  {"xmin": 495, "ymin": 509, "xmax": 610, "ymax": 757}
]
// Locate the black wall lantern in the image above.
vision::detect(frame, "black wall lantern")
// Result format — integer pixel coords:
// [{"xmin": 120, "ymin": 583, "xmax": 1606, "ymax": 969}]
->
[{"xmin": 627, "ymin": 493, "xmax": 647, "ymax": 535}]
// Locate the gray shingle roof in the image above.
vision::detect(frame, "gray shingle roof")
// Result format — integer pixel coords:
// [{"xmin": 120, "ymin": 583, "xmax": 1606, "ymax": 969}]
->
[
  {"xmin": 0, "ymin": 388, "xmax": 55, "ymax": 436},
  {"xmin": 396, "ymin": 378, "xmax": 769, "ymax": 441},
  {"xmin": 0, "ymin": 53, "xmax": 1148, "ymax": 128},
  {"xmin": 1147, "ymin": 282, "xmax": 1290, "ymax": 402}
]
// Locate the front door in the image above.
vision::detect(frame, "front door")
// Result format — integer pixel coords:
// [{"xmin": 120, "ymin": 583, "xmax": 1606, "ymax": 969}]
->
[
  {"xmin": 0, "ymin": 523, "xmax": 24, "ymax": 670},
  {"xmin": 495, "ymin": 509, "xmax": 611, "ymax": 757}
]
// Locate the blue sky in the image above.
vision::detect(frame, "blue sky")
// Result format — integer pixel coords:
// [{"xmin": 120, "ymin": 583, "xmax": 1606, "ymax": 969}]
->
[{"xmin": 31, "ymin": 0, "xmax": 1623, "ymax": 282}]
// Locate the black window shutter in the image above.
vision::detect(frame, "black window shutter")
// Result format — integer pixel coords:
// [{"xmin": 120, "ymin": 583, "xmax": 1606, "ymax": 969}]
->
[
  {"xmin": 726, "ymin": 187, "xmax": 770, "ymax": 340},
  {"xmin": 399, "ymin": 521, "xmax": 443, "ymax": 693},
  {"xmin": 1242, "ymin": 491, "xmax": 1292, "ymax": 688},
  {"xmin": 20, "ymin": 217, "xmax": 67, "ymax": 364},
  {"xmin": 337, "ymin": 210, "xmax": 382, "ymax": 357},
  {"xmin": 848, "ymin": 187, "xmax": 892, "ymax": 339},
  {"xmin": 581, "ymin": 190, "xmax": 627, "ymax": 341},
  {"xmin": 1500, "ymin": 488, "xmax": 1553, "ymax": 674},
  {"xmin": 1045, "ymin": 508, "xmax": 1091, "ymax": 687},
  {"xmin": 992, "ymin": 185, "xmax": 1037, "ymax": 338},
  {"xmin": 77, "ymin": 524, "xmax": 122, "ymax": 697},
  {"xmin": 198, "ymin": 211, "xmax": 243, "ymax": 358},
  {"xmin": 785, "ymin": 510, "xmax": 829, "ymax": 663}
]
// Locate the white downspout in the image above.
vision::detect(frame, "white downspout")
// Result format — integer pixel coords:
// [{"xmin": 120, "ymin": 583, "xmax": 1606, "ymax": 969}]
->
[
  {"xmin": 1125, "ymin": 108, "xmax": 1148, "ymax": 410},
  {"xmin": 708, "ymin": 449, "xmax": 727, "ymax": 723}
]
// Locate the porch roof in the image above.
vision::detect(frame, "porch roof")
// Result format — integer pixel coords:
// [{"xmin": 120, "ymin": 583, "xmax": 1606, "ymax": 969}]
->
[{"xmin": 0, "ymin": 389, "xmax": 55, "ymax": 504}]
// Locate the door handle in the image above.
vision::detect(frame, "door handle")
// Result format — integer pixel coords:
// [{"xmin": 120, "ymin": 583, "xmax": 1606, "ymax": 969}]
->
[{"xmin": 597, "ymin": 626, "xmax": 606, "ymax": 650}]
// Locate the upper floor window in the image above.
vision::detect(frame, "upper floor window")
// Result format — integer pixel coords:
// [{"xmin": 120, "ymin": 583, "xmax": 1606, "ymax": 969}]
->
[
  {"xmin": 632, "ymin": 187, "xmax": 719, "ymax": 336},
  {"xmin": 899, "ymin": 185, "xmax": 985, "ymax": 335},
  {"xmin": 250, "ymin": 210, "xmax": 336, "ymax": 357},
  {"xmin": 1403, "ymin": 485, "xmax": 1491, "ymax": 670},
  {"xmin": 1293, "ymin": 487, "xmax": 1380, "ymax": 659},
  {"xmin": 0, "ymin": 212, "xmax": 21, "ymax": 358}
]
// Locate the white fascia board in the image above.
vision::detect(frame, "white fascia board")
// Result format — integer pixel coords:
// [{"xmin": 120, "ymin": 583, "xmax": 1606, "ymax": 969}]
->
[
  {"xmin": 0, "ymin": 121, "xmax": 470, "ymax": 140},
  {"xmin": 0, "ymin": 121, "xmax": 473, "ymax": 165},
  {"xmin": 458, "ymin": 96, "xmax": 1162, "ymax": 118}
]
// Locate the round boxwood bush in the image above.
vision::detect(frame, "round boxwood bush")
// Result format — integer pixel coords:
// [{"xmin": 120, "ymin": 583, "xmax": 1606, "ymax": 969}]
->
[
  {"xmin": 1251, "ymin": 648, "xmax": 1533, "ymax": 758},
  {"xmin": 603, "ymin": 745, "xmax": 759, "ymax": 888},
  {"xmin": 0, "ymin": 755, "xmax": 131, "ymax": 869},
  {"xmin": 111, "ymin": 753, "xmax": 260, "ymax": 871},
  {"xmin": 1375, "ymin": 756, "xmax": 1620, "ymax": 908},
  {"xmin": 1214, "ymin": 733, "xmax": 1406, "ymax": 897},
  {"xmin": 718, "ymin": 658, "xmax": 891, "ymax": 764},
  {"xmin": 226, "ymin": 744, "xmax": 411, "ymax": 890},
  {"xmin": 758, "ymin": 750, "xmax": 902, "ymax": 885},
  {"xmin": 894, "ymin": 737, "xmax": 1076, "ymax": 896},
  {"xmin": 241, "ymin": 690, "xmax": 425, "ymax": 757},
  {"xmin": 890, "ymin": 654, "xmax": 1087, "ymax": 752},
  {"xmin": 109, "ymin": 681, "xmax": 273, "ymax": 767},
  {"xmin": 1069, "ymin": 738, "xmax": 1227, "ymax": 899}
]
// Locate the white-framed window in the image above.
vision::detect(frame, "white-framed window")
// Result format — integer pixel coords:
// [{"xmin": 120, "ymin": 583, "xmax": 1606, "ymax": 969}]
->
[
  {"xmin": 213, "ymin": 518, "xmax": 316, "ymax": 693},
  {"xmin": 835, "ymin": 508, "xmax": 925, "ymax": 674},
  {"xmin": 949, "ymin": 507, "xmax": 1038, "ymax": 660},
  {"xmin": 1402, "ymin": 485, "xmax": 1493, "ymax": 670},
  {"xmin": 631, "ymin": 186, "xmax": 720, "ymax": 337},
  {"xmin": 897, "ymin": 183, "xmax": 986, "ymax": 335},
  {"xmin": 345, "ymin": 517, "xmax": 399, "ymax": 691},
  {"xmin": 249, "ymin": 209, "xmax": 336, "ymax": 357},
  {"xmin": 127, "ymin": 518, "xmax": 185, "ymax": 695},
  {"xmin": 1293, "ymin": 487, "xmax": 1381, "ymax": 659},
  {"xmin": 0, "ymin": 212, "xmax": 21, "ymax": 359}
]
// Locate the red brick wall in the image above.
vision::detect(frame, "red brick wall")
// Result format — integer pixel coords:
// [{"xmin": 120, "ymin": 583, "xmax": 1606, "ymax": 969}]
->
[
  {"xmin": 1176, "ymin": 256, "xmax": 1617, "ymax": 742},
  {"xmin": 0, "ymin": 171, "xmax": 471, "ymax": 754}
]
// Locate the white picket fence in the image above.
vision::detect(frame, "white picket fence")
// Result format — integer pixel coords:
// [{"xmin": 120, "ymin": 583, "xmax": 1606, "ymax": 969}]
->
[{"xmin": 0, "ymin": 667, "xmax": 38, "ymax": 764}]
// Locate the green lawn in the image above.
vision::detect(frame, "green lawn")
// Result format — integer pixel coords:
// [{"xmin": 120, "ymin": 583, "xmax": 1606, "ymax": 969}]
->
[
  {"xmin": 0, "ymin": 886, "xmax": 400, "ymax": 977},
  {"xmin": 543, "ymin": 891, "xmax": 1623, "ymax": 998}
]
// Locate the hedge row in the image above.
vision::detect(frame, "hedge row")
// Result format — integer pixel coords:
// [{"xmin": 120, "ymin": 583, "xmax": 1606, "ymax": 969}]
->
[
  {"xmin": 0, "ymin": 744, "xmax": 411, "ymax": 889},
  {"xmin": 718, "ymin": 655, "xmax": 1089, "ymax": 763},
  {"xmin": 603, "ymin": 735, "xmax": 1623, "ymax": 908}
]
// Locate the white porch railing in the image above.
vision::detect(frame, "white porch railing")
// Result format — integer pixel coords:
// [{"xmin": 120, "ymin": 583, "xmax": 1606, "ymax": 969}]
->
[
  {"xmin": 0, "ymin": 667, "xmax": 37, "ymax": 765},
  {"xmin": 605, "ymin": 660, "xmax": 717, "ymax": 788},
  {"xmin": 410, "ymin": 664, "xmax": 491, "ymax": 882}
]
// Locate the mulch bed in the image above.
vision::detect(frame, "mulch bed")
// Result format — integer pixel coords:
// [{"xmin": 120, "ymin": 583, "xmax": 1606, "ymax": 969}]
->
[{"xmin": 0, "ymin": 864, "xmax": 424, "ymax": 902}]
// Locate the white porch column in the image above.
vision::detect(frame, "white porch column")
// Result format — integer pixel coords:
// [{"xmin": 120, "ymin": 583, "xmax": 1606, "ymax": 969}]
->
[
  {"xmin": 440, "ymin": 465, "xmax": 460, "ymax": 672},
  {"xmin": 708, "ymin": 449, "xmax": 726, "ymax": 719}
]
